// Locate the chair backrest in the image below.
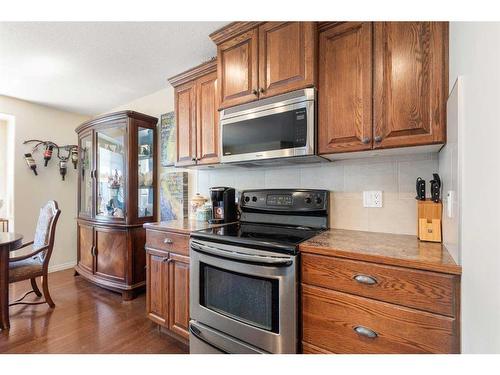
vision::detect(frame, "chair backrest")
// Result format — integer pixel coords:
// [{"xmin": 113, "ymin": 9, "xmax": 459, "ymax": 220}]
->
[{"xmin": 32, "ymin": 200, "xmax": 61, "ymax": 267}]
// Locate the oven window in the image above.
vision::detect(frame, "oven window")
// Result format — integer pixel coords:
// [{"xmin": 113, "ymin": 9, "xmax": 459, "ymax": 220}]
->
[
  {"xmin": 222, "ymin": 108, "xmax": 307, "ymax": 156},
  {"xmin": 200, "ymin": 264, "xmax": 279, "ymax": 333}
]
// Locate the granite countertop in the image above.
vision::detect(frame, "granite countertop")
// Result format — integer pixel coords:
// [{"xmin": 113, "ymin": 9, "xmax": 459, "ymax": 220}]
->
[
  {"xmin": 143, "ymin": 219, "xmax": 225, "ymax": 235},
  {"xmin": 300, "ymin": 229, "xmax": 461, "ymax": 275}
]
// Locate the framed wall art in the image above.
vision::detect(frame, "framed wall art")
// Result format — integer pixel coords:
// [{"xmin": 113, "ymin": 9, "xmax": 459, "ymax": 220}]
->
[{"xmin": 159, "ymin": 111, "xmax": 175, "ymax": 167}]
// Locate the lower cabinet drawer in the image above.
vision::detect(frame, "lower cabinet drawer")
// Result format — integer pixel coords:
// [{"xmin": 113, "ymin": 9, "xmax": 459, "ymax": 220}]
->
[
  {"xmin": 145, "ymin": 229, "xmax": 189, "ymax": 255},
  {"xmin": 302, "ymin": 284, "xmax": 458, "ymax": 354}
]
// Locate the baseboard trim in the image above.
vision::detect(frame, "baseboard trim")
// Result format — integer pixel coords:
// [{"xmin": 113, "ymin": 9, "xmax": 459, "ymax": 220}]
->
[{"xmin": 49, "ymin": 261, "xmax": 77, "ymax": 274}]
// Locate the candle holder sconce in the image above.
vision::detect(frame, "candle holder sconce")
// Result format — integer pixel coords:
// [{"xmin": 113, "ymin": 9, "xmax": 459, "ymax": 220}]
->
[{"xmin": 22, "ymin": 139, "xmax": 78, "ymax": 181}]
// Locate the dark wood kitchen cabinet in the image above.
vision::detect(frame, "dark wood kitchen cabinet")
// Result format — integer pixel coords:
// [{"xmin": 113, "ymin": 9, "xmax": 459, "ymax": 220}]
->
[
  {"xmin": 318, "ymin": 21, "xmax": 448, "ymax": 157},
  {"xmin": 318, "ymin": 22, "xmax": 373, "ymax": 154},
  {"xmin": 75, "ymin": 111, "xmax": 158, "ymax": 301},
  {"xmin": 373, "ymin": 22, "xmax": 448, "ymax": 149},
  {"xmin": 299, "ymin": 229, "xmax": 461, "ymax": 354},
  {"xmin": 144, "ymin": 225, "xmax": 191, "ymax": 342},
  {"xmin": 169, "ymin": 59, "xmax": 219, "ymax": 167},
  {"xmin": 210, "ymin": 22, "xmax": 317, "ymax": 109}
]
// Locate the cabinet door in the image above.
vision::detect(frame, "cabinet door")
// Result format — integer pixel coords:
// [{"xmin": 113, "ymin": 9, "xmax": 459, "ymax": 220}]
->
[
  {"xmin": 77, "ymin": 223, "xmax": 94, "ymax": 273},
  {"xmin": 258, "ymin": 22, "xmax": 316, "ymax": 98},
  {"xmin": 175, "ymin": 81, "xmax": 197, "ymax": 166},
  {"xmin": 373, "ymin": 22, "xmax": 447, "ymax": 149},
  {"xmin": 95, "ymin": 123, "xmax": 127, "ymax": 221},
  {"xmin": 318, "ymin": 22, "xmax": 373, "ymax": 154},
  {"xmin": 168, "ymin": 253, "xmax": 190, "ymax": 339},
  {"xmin": 217, "ymin": 28, "xmax": 259, "ymax": 109},
  {"xmin": 94, "ymin": 227, "xmax": 127, "ymax": 282},
  {"xmin": 146, "ymin": 250, "xmax": 169, "ymax": 326},
  {"xmin": 78, "ymin": 132, "xmax": 94, "ymax": 218},
  {"xmin": 196, "ymin": 71, "xmax": 219, "ymax": 165}
]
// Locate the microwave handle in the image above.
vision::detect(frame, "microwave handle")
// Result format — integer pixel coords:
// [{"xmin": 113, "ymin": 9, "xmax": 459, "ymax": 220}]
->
[{"xmin": 190, "ymin": 240, "xmax": 293, "ymax": 266}]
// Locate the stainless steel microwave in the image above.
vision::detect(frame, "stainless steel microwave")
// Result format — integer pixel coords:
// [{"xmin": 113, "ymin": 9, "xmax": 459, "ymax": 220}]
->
[{"xmin": 220, "ymin": 88, "xmax": 321, "ymax": 165}]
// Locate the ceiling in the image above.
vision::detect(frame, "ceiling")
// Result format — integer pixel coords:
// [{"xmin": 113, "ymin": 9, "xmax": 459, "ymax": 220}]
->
[{"xmin": 0, "ymin": 22, "xmax": 227, "ymax": 115}]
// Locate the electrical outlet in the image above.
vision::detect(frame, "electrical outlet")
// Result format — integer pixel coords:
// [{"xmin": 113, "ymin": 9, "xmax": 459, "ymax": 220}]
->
[{"xmin": 363, "ymin": 191, "xmax": 383, "ymax": 208}]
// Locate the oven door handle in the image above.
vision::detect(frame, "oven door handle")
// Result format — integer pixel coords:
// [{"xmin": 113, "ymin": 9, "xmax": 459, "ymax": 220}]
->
[{"xmin": 190, "ymin": 240, "xmax": 293, "ymax": 266}]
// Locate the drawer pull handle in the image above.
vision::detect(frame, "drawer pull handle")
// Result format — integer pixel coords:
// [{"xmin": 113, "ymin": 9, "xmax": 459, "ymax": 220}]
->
[
  {"xmin": 354, "ymin": 326, "xmax": 378, "ymax": 339},
  {"xmin": 163, "ymin": 238, "xmax": 173, "ymax": 244},
  {"xmin": 353, "ymin": 274, "xmax": 377, "ymax": 285}
]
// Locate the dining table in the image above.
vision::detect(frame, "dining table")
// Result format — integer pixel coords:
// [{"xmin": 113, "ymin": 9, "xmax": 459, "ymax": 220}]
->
[{"xmin": 0, "ymin": 232, "xmax": 23, "ymax": 330}]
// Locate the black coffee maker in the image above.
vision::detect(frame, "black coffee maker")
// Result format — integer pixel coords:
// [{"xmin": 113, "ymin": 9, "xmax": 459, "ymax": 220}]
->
[{"xmin": 208, "ymin": 187, "xmax": 237, "ymax": 224}]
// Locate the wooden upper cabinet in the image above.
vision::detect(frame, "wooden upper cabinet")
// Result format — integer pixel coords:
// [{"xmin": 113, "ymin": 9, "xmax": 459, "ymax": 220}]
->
[
  {"xmin": 170, "ymin": 60, "xmax": 219, "ymax": 166},
  {"xmin": 258, "ymin": 22, "xmax": 316, "ymax": 98},
  {"xmin": 196, "ymin": 71, "xmax": 219, "ymax": 165},
  {"xmin": 217, "ymin": 28, "xmax": 259, "ymax": 109},
  {"xmin": 211, "ymin": 22, "xmax": 317, "ymax": 109},
  {"xmin": 373, "ymin": 22, "xmax": 447, "ymax": 149},
  {"xmin": 175, "ymin": 81, "xmax": 197, "ymax": 166},
  {"xmin": 318, "ymin": 22, "xmax": 373, "ymax": 154}
]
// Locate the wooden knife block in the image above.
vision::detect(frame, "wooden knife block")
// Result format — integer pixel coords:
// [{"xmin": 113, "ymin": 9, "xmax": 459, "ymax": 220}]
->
[{"xmin": 417, "ymin": 199, "xmax": 442, "ymax": 242}]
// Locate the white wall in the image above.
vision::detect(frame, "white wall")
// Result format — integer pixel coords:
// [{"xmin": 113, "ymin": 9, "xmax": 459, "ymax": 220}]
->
[
  {"xmin": 0, "ymin": 95, "xmax": 90, "ymax": 272},
  {"xmin": 449, "ymin": 22, "xmax": 500, "ymax": 353}
]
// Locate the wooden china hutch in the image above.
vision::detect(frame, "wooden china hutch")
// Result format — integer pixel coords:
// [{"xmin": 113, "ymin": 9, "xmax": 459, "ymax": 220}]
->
[{"xmin": 75, "ymin": 111, "xmax": 158, "ymax": 300}]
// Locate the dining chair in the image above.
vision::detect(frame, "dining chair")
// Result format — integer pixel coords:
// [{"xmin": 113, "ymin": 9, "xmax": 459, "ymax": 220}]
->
[{"xmin": 8, "ymin": 200, "xmax": 61, "ymax": 308}]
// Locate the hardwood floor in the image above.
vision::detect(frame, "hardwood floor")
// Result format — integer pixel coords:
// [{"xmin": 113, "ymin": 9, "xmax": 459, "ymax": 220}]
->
[{"xmin": 0, "ymin": 268, "xmax": 189, "ymax": 354}]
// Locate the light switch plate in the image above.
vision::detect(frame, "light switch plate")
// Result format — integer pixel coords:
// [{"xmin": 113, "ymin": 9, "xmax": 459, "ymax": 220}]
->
[{"xmin": 363, "ymin": 191, "xmax": 383, "ymax": 208}]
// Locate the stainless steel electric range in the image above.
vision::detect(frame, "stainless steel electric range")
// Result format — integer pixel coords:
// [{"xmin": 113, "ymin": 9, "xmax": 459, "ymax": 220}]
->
[{"xmin": 189, "ymin": 188, "xmax": 329, "ymax": 354}]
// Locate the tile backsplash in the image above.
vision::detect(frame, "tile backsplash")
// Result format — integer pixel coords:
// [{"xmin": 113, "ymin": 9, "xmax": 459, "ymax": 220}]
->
[{"xmin": 195, "ymin": 153, "xmax": 439, "ymax": 235}]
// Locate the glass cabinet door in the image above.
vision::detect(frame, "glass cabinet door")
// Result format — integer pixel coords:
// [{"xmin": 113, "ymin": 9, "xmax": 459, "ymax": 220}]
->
[
  {"xmin": 79, "ymin": 134, "xmax": 93, "ymax": 217},
  {"xmin": 137, "ymin": 127, "xmax": 154, "ymax": 218},
  {"xmin": 96, "ymin": 125, "xmax": 126, "ymax": 219}
]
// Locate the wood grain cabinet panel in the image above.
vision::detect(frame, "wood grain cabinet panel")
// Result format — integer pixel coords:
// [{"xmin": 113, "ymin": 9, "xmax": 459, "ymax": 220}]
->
[
  {"xmin": 373, "ymin": 22, "xmax": 447, "ymax": 149},
  {"xmin": 94, "ymin": 227, "xmax": 127, "ymax": 282},
  {"xmin": 258, "ymin": 22, "xmax": 316, "ymax": 98},
  {"xmin": 302, "ymin": 253, "xmax": 456, "ymax": 317},
  {"xmin": 196, "ymin": 71, "xmax": 219, "ymax": 165},
  {"xmin": 217, "ymin": 28, "xmax": 259, "ymax": 109},
  {"xmin": 77, "ymin": 223, "xmax": 94, "ymax": 274},
  {"xmin": 302, "ymin": 285, "xmax": 458, "ymax": 354},
  {"xmin": 175, "ymin": 81, "xmax": 197, "ymax": 166},
  {"xmin": 318, "ymin": 22, "xmax": 373, "ymax": 154},
  {"xmin": 145, "ymin": 228, "xmax": 190, "ymax": 343},
  {"xmin": 146, "ymin": 251, "xmax": 169, "ymax": 326},
  {"xmin": 168, "ymin": 253, "xmax": 190, "ymax": 339}
]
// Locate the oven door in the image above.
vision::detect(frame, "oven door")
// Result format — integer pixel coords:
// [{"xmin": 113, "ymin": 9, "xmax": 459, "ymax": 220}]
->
[
  {"xmin": 220, "ymin": 88, "xmax": 315, "ymax": 164},
  {"xmin": 190, "ymin": 239, "xmax": 297, "ymax": 354}
]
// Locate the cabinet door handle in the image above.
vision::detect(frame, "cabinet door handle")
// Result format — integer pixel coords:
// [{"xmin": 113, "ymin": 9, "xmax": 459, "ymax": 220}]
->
[
  {"xmin": 361, "ymin": 137, "xmax": 371, "ymax": 144},
  {"xmin": 191, "ymin": 157, "xmax": 196, "ymax": 162},
  {"xmin": 353, "ymin": 274, "xmax": 378, "ymax": 285},
  {"xmin": 374, "ymin": 135, "xmax": 383, "ymax": 143},
  {"xmin": 163, "ymin": 258, "xmax": 172, "ymax": 264},
  {"xmin": 354, "ymin": 326, "xmax": 378, "ymax": 339},
  {"xmin": 91, "ymin": 245, "xmax": 97, "ymax": 257},
  {"xmin": 252, "ymin": 89, "xmax": 258, "ymax": 96},
  {"xmin": 259, "ymin": 87, "xmax": 265, "ymax": 94},
  {"xmin": 163, "ymin": 238, "xmax": 173, "ymax": 244}
]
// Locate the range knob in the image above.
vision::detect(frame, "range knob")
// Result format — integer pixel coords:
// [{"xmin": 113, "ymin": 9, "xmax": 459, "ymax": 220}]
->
[
  {"xmin": 252, "ymin": 196, "xmax": 258, "ymax": 202},
  {"xmin": 315, "ymin": 197, "xmax": 323, "ymax": 204},
  {"xmin": 305, "ymin": 197, "xmax": 312, "ymax": 204},
  {"xmin": 244, "ymin": 196, "xmax": 250, "ymax": 203}
]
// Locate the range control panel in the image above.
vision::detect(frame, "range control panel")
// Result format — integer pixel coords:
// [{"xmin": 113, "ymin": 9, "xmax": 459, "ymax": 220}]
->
[{"xmin": 240, "ymin": 189, "xmax": 329, "ymax": 212}]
